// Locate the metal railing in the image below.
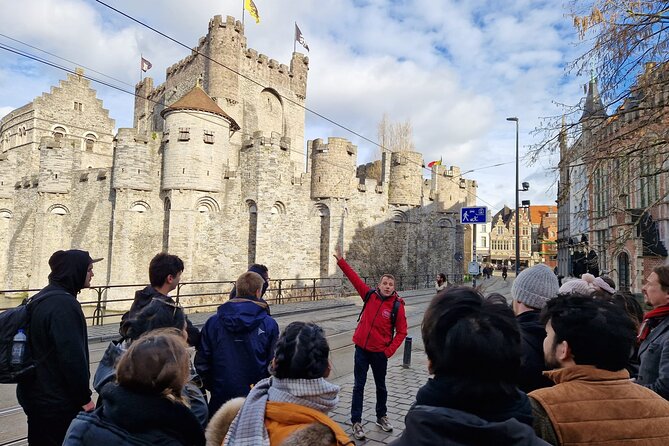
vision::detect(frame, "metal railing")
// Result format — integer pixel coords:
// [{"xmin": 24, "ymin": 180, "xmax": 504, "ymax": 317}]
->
[{"xmin": 0, "ymin": 273, "xmax": 464, "ymax": 326}]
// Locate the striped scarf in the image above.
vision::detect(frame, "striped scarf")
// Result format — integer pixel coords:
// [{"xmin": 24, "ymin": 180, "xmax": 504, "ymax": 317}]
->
[{"xmin": 223, "ymin": 376, "xmax": 340, "ymax": 446}]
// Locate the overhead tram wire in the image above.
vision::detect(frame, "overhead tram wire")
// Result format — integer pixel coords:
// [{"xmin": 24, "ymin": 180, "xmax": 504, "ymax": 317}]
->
[
  {"xmin": 92, "ymin": 1, "xmax": 506, "ymax": 206},
  {"xmin": 1, "ymin": 32, "xmax": 498, "ymax": 207}
]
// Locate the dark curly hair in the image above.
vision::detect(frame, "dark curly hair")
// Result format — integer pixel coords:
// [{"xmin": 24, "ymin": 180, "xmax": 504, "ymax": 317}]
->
[
  {"xmin": 120, "ymin": 299, "xmax": 186, "ymax": 342},
  {"xmin": 271, "ymin": 322, "xmax": 330, "ymax": 379}
]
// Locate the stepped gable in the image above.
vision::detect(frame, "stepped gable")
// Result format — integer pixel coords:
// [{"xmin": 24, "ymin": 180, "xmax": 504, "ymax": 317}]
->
[{"xmin": 161, "ymin": 85, "xmax": 240, "ymax": 131}]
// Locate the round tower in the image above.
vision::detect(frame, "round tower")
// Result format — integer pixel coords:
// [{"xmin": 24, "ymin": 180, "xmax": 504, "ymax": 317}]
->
[
  {"xmin": 388, "ymin": 151, "xmax": 423, "ymax": 206},
  {"xmin": 161, "ymin": 85, "xmax": 239, "ymax": 192},
  {"xmin": 310, "ymin": 137, "xmax": 356, "ymax": 200}
]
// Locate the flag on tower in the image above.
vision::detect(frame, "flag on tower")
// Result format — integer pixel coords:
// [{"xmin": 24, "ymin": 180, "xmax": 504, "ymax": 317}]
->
[
  {"xmin": 140, "ymin": 57, "xmax": 152, "ymax": 72},
  {"xmin": 427, "ymin": 159, "xmax": 442, "ymax": 168},
  {"xmin": 295, "ymin": 23, "xmax": 310, "ymax": 51},
  {"xmin": 245, "ymin": 0, "xmax": 260, "ymax": 23}
]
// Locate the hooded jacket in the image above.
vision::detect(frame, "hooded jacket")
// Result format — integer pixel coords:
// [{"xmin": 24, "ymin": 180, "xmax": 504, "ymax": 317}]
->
[
  {"xmin": 64, "ymin": 383, "xmax": 205, "ymax": 446},
  {"xmin": 337, "ymin": 258, "xmax": 407, "ymax": 356},
  {"xmin": 122, "ymin": 286, "xmax": 200, "ymax": 347},
  {"xmin": 195, "ymin": 297, "xmax": 279, "ymax": 415},
  {"xmin": 16, "ymin": 249, "xmax": 93, "ymax": 415}
]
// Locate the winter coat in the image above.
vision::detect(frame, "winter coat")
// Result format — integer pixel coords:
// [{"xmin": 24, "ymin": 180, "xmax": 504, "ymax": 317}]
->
[
  {"xmin": 529, "ymin": 365, "xmax": 669, "ymax": 445},
  {"xmin": 337, "ymin": 258, "xmax": 407, "ymax": 356},
  {"xmin": 93, "ymin": 340, "xmax": 208, "ymax": 427},
  {"xmin": 122, "ymin": 286, "xmax": 200, "ymax": 347},
  {"xmin": 195, "ymin": 297, "xmax": 279, "ymax": 415},
  {"xmin": 205, "ymin": 398, "xmax": 352, "ymax": 446},
  {"xmin": 389, "ymin": 376, "xmax": 548, "ymax": 446},
  {"xmin": 63, "ymin": 383, "xmax": 205, "ymax": 446},
  {"xmin": 638, "ymin": 316, "xmax": 669, "ymax": 399},
  {"xmin": 16, "ymin": 250, "xmax": 93, "ymax": 415},
  {"xmin": 516, "ymin": 310, "xmax": 553, "ymax": 393}
]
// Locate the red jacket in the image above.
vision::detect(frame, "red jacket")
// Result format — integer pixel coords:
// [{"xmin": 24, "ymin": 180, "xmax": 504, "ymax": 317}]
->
[{"xmin": 337, "ymin": 258, "xmax": 408, "ymax": 357}]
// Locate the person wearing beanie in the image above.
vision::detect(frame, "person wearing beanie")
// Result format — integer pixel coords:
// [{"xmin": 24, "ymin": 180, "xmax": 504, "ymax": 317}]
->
[
  {"xmin": 558, "ymin": 278, "xmax": 594, "ymax": 296},
  {"xmin": 17, "ymin": 249, "xmax": 100, "ymax": 446},
  {"xmin": 511, "ymin": 264, "xmax": 560, "ymax": 393}
]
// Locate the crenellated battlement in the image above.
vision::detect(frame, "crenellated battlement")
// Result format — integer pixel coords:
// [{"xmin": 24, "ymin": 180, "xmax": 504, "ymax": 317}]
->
[{"xmin": 242, "ymin": 130, "xmax": 291, "ymax": 152}]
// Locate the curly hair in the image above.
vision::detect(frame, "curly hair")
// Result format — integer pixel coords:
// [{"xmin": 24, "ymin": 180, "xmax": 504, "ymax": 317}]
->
[
  {"xmin": 271, "ymin": 322, "xmax": 330, "ymax": 379},
  {"xmin": 120, "ymin": 299, "xmax": 186, "ymax": 341}
]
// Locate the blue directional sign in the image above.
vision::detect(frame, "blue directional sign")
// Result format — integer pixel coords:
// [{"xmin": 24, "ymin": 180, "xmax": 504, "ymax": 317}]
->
[{"xmin": 460, "ymin": 206, "xmax": 488, "ymax": 224}]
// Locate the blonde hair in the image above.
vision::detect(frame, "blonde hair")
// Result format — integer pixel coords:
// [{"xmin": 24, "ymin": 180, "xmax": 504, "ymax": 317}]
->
[
  {"xmin": 236, "ymin": 271, "xmax": 265, "ymax": 297},
  {"xmin": 116, "ymin": 329, "xmax": 190, "ymax": 404}
]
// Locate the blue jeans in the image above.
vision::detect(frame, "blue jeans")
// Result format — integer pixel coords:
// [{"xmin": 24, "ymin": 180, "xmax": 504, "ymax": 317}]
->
[{"xmin": 351, "ymin": 345, "xmax": 388, "ymax": 423}]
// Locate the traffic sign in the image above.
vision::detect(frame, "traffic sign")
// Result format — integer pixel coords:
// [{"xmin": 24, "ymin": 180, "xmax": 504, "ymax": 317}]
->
[
  {"xmin": 468, "ymin": 261, "xmax": 480, "ymax": 275},
  {"xmin": 460, "ymin": 206, "xmax": 487, "ymax": 224}
]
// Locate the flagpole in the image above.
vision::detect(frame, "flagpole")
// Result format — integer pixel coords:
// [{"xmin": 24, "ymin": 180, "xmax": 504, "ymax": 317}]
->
[
  {"xmin": 140, "ymin": 53, "xmax": 143, "ymax": 82},
  {"xmin": 241, "ymin": 0, "xmax": 245, "ymax": 26},
  {"xmin": 293, "ymin": 23, "xmax": 297, "ymax": 53}
]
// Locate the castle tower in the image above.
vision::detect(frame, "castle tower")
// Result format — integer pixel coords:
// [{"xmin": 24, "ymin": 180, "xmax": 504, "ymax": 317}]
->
[
  {"xmin": 111, "ymin": 128, "xmax": 155, "ymax": 191},
  {"xmin": 310, "ymin": 137, "xmax": 357, "ymax": 200},
  {"xmin": 388, "ymin": 151, "xmax": 423, "ymax": 206},
  {"xmin": 204, "ymin": 16, "xmax": 245, "ymax": 109},
  {"xmin": 161, "ymin": 84, "xmax": 239, "ymax": 192}
]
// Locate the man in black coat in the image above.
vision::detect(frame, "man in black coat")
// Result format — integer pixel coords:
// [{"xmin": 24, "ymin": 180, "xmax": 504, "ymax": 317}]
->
[
  {"xmin": 17, "ymin": 249, "xmax": 100, "ymax": 446},
  {"xmin": 511, "ymin": 264, "xmax": 560, "ymax": 393},
  {"xmin": 123, "ymin": 252, "xmax": 199, "ymax": 347}
]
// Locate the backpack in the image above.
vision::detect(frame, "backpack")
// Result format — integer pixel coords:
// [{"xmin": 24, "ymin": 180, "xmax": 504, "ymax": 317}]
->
[
  {"xmin": 0, "ymin": 292, "xmax": 55, "ymax": 383},
  {"xmin": 357, "ymin": 289, "xmax": 402, "ymax": 341}
]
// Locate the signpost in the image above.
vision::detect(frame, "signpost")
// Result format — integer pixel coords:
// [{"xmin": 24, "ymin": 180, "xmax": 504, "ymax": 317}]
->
[{"xmin": 460, "ymin": 206, "xmax": 488, "ymax": 288}]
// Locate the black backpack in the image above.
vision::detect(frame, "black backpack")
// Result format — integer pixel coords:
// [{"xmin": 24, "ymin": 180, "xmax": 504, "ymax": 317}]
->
[
  {"xmin": 357, "ymin": 289, "xmax": 402, "ymax": 341},
  {"xmin": 0, "ymin": 292, "xmax": 54, "ymax": 383}
]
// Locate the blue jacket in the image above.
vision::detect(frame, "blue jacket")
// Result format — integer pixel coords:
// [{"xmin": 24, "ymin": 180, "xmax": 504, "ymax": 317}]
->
[
  {"xmin": 638, "ymin": 316, "xmax": 669, "ymax": 399},
  {"xmin": 195, "ymin": 297, "xmax": 278, "ymax": 415}
]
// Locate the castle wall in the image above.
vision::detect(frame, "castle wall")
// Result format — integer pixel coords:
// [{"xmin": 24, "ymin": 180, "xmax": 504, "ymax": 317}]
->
[{"xmin": 388, "ymin": 151, "xmax": 423, "ymax": 206}]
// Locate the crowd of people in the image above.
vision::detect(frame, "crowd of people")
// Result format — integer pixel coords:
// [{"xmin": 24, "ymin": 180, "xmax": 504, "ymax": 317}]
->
[{"xmin": 11, "ymin": 247, "xmax": 669, "ymax": 445}]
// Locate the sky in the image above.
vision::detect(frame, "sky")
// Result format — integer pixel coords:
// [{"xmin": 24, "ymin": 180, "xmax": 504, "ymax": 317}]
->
[{"xmin": 0, "ymin": 0, "xmax": 589, "ymax": 214}]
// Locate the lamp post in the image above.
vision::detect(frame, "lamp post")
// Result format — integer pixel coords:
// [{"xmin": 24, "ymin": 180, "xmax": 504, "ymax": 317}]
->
[{"xmin": 507, "ymin": 117, "xmax": 520, "ymax": 276}]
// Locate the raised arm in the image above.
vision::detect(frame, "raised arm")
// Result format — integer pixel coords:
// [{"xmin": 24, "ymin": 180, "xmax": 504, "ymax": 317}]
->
[{"xmin": 335, "ymin": 249, "xmax": 371, "ymax": 299}]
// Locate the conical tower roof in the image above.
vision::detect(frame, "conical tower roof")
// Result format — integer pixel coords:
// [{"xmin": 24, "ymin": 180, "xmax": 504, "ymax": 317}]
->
[{"xmin": 161, "ymin": 85, "xmax": 240, "ymax": 131}]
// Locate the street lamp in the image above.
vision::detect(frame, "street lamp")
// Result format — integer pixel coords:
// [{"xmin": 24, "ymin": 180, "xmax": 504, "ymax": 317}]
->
[{"xmin": 507, "ymin": 116, "xmax": 520, "ymax": 276}]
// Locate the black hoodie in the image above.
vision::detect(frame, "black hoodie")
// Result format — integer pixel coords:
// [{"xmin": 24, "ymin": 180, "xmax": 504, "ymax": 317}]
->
[{"xmin": 16, "ymin": 250, "xmax": 93, "ymax": 415}]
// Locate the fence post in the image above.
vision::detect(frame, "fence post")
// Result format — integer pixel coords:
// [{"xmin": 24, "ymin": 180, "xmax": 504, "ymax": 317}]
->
[
  {"xmin": 175, "ymin": 283, "xmax": 182, "ymax": 306},
  {"xmin": 92, "ymin": 287, "xmax": 104, "ymax": 326},
  {"xmin": 402, "ymin": 336, "xmax": 412, "ymax": 368},
  {"xmin": 311, "ymin": 279, "xmax": 316, "ymax": 301},
  {"xmin": 277, "ymin": 280, "xmax": 283, "ymax": 304}
]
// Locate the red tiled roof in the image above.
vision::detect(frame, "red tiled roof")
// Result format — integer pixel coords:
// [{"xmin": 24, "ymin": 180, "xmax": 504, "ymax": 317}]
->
[
  {"xmin": 161, "ymin": 86, "xmax": 240, "ymax": 131},
  {"xmin": 529, "ymin": 205, "xmax": 556, "ymax": 225}
]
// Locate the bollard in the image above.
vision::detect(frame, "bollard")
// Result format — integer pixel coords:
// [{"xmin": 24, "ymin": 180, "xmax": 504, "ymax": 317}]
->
[{"xmin": 402, "ymin": 336, "xmax": 412, "ymax": 368}]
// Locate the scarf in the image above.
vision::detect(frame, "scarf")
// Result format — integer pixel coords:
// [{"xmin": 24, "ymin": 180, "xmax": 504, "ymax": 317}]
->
[
  {"xmin": 223, "ymin": 376, "xmax": 340, "ymax": 446},
  {"xmin": 638, "ymin": 304, "xmax": 669, "ymax": 342}
]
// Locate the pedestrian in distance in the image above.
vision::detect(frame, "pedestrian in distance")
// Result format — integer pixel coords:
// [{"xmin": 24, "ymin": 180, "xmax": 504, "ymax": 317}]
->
[
  {"xmin": 195, "ymin": 271, "xmax": 279, "ymax": 416},
  {"xmin": 390, "ymin": 287, "xmax": 549, "ymax": 446},
  {"xmin": 637, "ymin": 265, "xmax": 669, "ymax": 400},
  {"xmin": 502, "ymin": 265, "xmax": 508, "ymax": 281},
  {"xmin": 435, "ymin": 273, "xmax": 448, "ymax": 292},
  {"xmin": 64, "ymin": 330, "xmax": 206, "ymax": 446},
  {"xmin": 207, "ymin": 321, "xmax": 353, "ymax": 446},
  {"xmin": 333, "ymin": 246, "xmax": 407, "ymax": 441},
  {"xmin": 123, "ymin": 252, "xmax": 200, "ymax": 347},
  {"xmin": 16, "ymin": 249, "xmax": 100, "ymax": 446},
  {"xmin": 94, "ymin": 299, "xmax": 209, "ymax": 426},
  {"xmin": 529, "ymin": 294, "xmax": 669, "ymax": 445}
]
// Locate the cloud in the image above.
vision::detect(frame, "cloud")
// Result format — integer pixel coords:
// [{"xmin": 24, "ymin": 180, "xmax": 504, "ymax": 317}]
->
[{"xmin": 0, "ymin": 0, "xmax": 589, "ymax": 213}]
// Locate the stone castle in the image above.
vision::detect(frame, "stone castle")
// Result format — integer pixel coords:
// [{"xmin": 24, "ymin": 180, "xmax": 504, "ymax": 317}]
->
[{"xmin": 0, "ymin": 15, "xmax": 476, "ymax": 295}]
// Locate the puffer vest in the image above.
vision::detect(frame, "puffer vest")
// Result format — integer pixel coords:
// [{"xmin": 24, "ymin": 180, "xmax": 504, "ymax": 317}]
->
[{"xmin": 529, "ymin": 366, "xmax": 669, "ymax": 445}]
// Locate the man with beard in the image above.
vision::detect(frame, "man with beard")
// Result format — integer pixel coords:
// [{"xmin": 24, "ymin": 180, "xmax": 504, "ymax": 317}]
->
[
  {"xmin": 637, "ymin": 265, "xmax": 669, "ymax": 399},
  {"xmin": 529, "ymin": 294, "xmax": 669, "ymax": 445}
]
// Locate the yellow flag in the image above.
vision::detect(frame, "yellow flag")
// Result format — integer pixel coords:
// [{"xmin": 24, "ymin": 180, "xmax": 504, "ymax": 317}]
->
[{"xmin": 245, "ymin": 0, "xmax": 260, "ymax": 23}]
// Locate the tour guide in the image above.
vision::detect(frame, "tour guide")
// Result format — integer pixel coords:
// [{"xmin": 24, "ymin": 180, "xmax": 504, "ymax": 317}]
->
[{"xmin": 334, "ymin": 247, "xmax": 407, "ymax": 441}]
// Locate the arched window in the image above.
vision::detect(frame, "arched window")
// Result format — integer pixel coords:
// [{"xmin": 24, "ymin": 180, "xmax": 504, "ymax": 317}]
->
[
  {"xmin": 48, "ymin": 204, "xmax": 69, "ymax": 215},
  {"xmin": 247, "ymin": 200, "xmax": 258, "ymax": 265},
  {"xmin": 85, "ymin": 133, "xmax": 97, "ymax": 152},
  {"xmin": 53, "ymin": 126, "xmax": 66, "ymax": 141}
]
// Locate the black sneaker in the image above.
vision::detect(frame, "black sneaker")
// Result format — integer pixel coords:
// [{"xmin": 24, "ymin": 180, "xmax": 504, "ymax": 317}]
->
[
  {"xmin": 376, "ymin": 416, "xmax": 393, "ymax": 432},
  {"xmin": 352, "ymin": 422, "xmax": 366, "ymax": 440}
]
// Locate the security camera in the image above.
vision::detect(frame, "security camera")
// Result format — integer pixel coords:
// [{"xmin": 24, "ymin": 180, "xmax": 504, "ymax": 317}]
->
[{"xmin": 522, "ymin": 182, "xmax": 530, "ymax": 191}]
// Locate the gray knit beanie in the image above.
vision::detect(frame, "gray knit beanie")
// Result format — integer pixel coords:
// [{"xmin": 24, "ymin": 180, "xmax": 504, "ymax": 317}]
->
[{"xmin": 511, "ymin": 264, "xmax": 559, "ymax": 310}]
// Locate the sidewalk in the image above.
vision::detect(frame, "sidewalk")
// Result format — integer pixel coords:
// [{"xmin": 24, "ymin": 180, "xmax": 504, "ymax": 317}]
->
[{"xmin": 329, "ymin": 337, "xmax": 430, "ymax": 445}]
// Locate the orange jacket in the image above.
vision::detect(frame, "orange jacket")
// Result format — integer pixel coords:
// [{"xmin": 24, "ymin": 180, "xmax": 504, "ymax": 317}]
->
[
  {"xmin": 337, "ymin": 258, "xmax": 407, "ymax": 356},
  {"xmin": 264, "ymin": 401, "xmax": 353, "ymax": 445}
]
